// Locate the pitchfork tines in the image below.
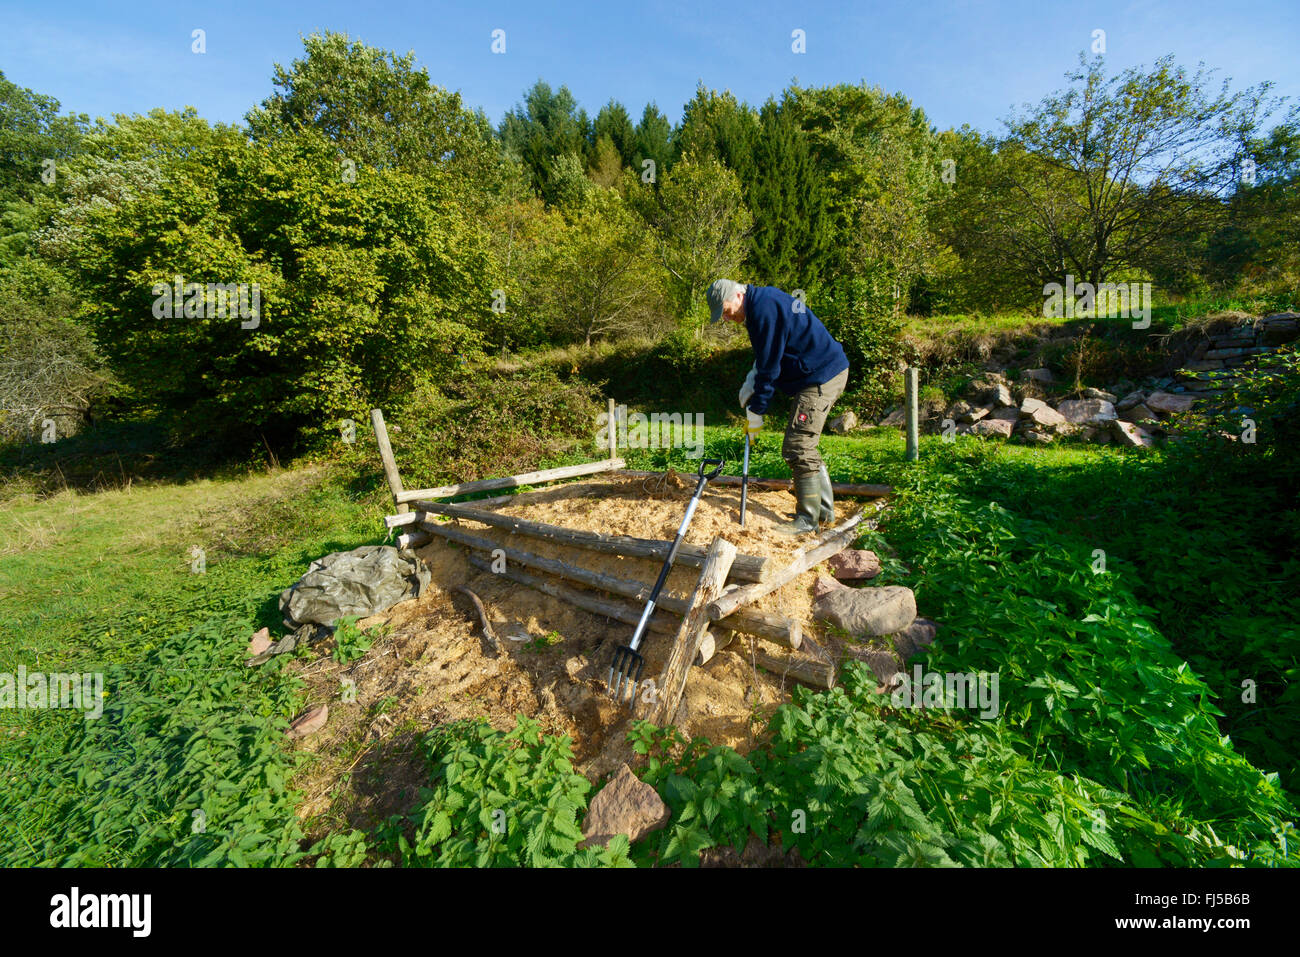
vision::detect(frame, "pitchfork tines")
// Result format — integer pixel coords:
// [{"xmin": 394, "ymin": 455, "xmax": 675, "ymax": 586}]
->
[{"xmin": 606, "ymin": 644, "xmax": 645, "ymax": 705}]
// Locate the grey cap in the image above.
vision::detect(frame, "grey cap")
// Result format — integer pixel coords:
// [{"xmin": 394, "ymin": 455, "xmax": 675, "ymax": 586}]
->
[{"xmin": 706, "ymin": 278, "xmax": 743, "ymax": 324}]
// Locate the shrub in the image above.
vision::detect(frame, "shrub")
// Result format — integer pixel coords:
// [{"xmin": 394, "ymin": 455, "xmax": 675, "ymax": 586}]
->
[{"xmin": 371, "ymin": 367, "xmax": 605, "ymax": 489}]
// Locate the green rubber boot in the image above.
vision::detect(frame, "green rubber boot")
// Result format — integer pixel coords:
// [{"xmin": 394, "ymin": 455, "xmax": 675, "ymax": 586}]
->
[
  {"xmin": 773, "ymin": 472, "xmax": 822, "ymax": 537},
  {"xmin": 817, "ymin": 464, "xmax": 835, "ymax": 525}
]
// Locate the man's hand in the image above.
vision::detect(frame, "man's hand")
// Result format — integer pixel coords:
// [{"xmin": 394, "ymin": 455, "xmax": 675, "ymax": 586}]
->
[
  {"xmin": 739, "ymin": 364, "xmax": 757, "ymax": 410},
  {"xmin": 744, "ymin": 409, "xmax": 763, "ymax": 436}
]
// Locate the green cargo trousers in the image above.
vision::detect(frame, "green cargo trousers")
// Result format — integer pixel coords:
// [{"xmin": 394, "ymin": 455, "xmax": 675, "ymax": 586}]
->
[{"xmin": 781, "ymin": 367, "xmax": 849, "ymax": 478}]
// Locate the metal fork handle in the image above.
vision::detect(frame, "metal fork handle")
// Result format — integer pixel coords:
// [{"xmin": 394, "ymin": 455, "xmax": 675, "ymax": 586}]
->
[{"xmin": 625, "ymin": 460, "xmax": 722, "ymax": 654}]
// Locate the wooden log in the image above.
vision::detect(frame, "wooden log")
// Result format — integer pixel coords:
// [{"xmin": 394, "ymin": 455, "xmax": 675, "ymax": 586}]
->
[
  {"xmin": 413, "ymin": 499, "xmax": 772, "ymax": 584},
  {"xmin": 394, "ymin": 529, "xmax": 430, "ymax": 549},
  {"xmin": 466, "ymin": 553, "xmax": 677, "ymax": 636},
  {"xmin": 696, "ymin": 628, "xmax": 735, "ymax": 666},
  {"xmin": 707, "ymin": 512, "xmax": 865, "ymax": 621},
  {"xmin": 463, "ymin": 480, "xmax": 611, "ymax": 509},
  {"xmin": 418, "ymin": 518, "xmax": 800, "ymax": 647},
  {"xmin": 611, "ymin": 469, "xmax": 891, "ymax": 499},
  {"xmin": 396, "ymin": 458, "xmax": 626, "ymax": 504},
  {"xmin": 744, "ymin": 638, "xmax": 836, "ymax": 690},
  {"xmin": 643, "ymin": 537, "xmax": 737, "ymax": 725},
  {"xmin": 385, "ymin": 511, "xmax": 423, "ymax": 529},
  {"xmin": 370, "ymin": 409, "xmax": 408, "ymax": 514}
]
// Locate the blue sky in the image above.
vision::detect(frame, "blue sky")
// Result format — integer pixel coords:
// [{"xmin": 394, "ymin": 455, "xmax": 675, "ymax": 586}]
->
[{"xmin": 2, "ymin": 0, "xmax": 1297, "ymax": 135}]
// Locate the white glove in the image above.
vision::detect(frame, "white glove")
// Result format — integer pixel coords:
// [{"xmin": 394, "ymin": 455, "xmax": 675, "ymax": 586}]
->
[
  {"xmin": 739, "ymin": 364, "xmax": 757, "ymax": 410},
  {"xmin": 744, "ymin": 409, "xmax": 763, "ymax": 436}
]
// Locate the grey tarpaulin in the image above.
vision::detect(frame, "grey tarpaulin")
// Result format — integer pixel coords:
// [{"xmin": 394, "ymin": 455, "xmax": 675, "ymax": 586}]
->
[{"xmin": 279, "ymin": 545, "xmax": 431, "ymax": 629}]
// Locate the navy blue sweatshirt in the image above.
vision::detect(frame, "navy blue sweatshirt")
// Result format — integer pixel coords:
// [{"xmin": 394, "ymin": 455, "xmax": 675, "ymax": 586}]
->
[{"xmin": 743, "ymin": 285, "xmax": 849, "ymax": 416}]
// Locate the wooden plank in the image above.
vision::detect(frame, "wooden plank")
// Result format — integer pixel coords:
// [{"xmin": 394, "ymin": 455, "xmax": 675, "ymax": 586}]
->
[
  {"xmin": 707, "ymin": 511, "xmax": 865, "ymax": 621},
  {"xmin": 611, "ymin": 469, "xmax": 891, "ymax": 498},
  {"xmin": 396, "ymin": 458, "xmax": 626, "ymax": 503},
  {"xmin": 370, "ymin": 408, "xmax": 408, "ymax": 514},
  {"xmin": 413, "ymin": 499, "xmax": 772, "ymax": 584},
  {"xmin": 643, "ymin": 537, "xmax": 737, "ymax": 725},
  {"xmin": 418, "ymin": 518, "xmax": 800, "ymax": 647},
  {"xmin": 466, "ymin": 553, "xmax": 677, "ymax": 636}
]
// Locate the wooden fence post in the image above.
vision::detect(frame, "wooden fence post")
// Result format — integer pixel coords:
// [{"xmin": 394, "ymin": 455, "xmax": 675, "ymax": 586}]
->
[
  {"xmin": 608, "ymin": 397, "xmax": 617, "ymax": 460},
  {"xmin": 642, "ymin": 537, "xmax": 737, "ymax": 725},
  {"xmin": 904, "ymin": 367, "xmax": 920, "ymax": 463},
  {"xmin": 370, "ymin": 408, "xmax": 408, "ymax": 514}
]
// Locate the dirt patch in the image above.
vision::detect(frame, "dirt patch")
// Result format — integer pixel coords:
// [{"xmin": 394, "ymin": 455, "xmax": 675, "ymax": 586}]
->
[{"xmin": 289, "ymin": 475, "xmax": 874, "ymax": 837}]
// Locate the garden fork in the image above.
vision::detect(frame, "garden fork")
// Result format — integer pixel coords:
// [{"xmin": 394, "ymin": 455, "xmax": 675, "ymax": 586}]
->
[{"xmin": 607, "ymin": 456, "xmax": 725, "ymax": 706}]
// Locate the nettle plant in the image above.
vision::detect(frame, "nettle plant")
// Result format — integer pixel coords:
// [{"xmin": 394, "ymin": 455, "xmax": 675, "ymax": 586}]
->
[
  {"xmin": 628, "ymin": 672, "xmax": 1130, "ymax": 868},
  {"xmin": 383, "ymin": 715, "xmax": 632, "ymax": 867}
]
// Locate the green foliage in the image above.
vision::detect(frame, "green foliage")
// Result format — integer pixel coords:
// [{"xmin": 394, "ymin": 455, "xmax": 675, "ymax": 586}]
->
[
  {"xmin": 0, "ymin": 70, "xmax": 87, "ymax": 204},
  {"xmin": 633, "ymin": 103, "xmax": 674, "ymax": 181},
  {"xmin": 633, "ymin": 154, "xmax": 751, "ymax": 324},
  {"xmin": 592, "ymin": 100, "xmax": 638, "ymax": 169},
  {"xmin": 745, "ymin": 98, "xmax": 835, "ymax": 289},
  {"xmin": 388, "ymin": 715, "xmax": 632, "ymax": 867},
  {"xmin": 818, "ymin": 274, "xmax": 906, "ymax": 415},
  {"xmin": 530, "ymin": 187, "xmax": 665, "ymax": 345},
  {"xmin": 0, "ymin": 620, "xmax": 309, "ymax": 867},
  {"xmin": 246, "ymin": 31, "xmax": 503, "ymax": 200},
  {"xmin": 367, "ymin": 366, "xmax": 603, "ymax": 490},
  {"xmin": 55, "ymin": 127, "xmax": 496, "ymax": 450},
  {"xmin": 331, "ymin": 616, "xmax": 373, "ymax": 663},
  {"xmin": 309, "ymin": 828, "xmax": 374, "ymax": 867},
  {"xmin": 523, "ymin": 630, "xmax": 563, "ymax": 654},
  {"xmin": 673, "ymin": 86, "xmax": 758, "ymax": 177},
  {"xmin": 499, "ymin": 81, "xmax": 592, "ymax": 205}
]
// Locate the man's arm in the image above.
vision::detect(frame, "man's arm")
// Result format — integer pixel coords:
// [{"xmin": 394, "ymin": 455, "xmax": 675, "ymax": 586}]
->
[{"xmin": 746, "ymin": 304, "xmax": 785, "ymax": 416}]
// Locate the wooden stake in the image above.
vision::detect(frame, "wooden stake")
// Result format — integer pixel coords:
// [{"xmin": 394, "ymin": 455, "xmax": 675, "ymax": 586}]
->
[
  {"xmin": 643, "ymin": 537, "xmax": 737, "ymax": 725},
  {"xmin": 905, "ymin": 367, "xmax": 919, "ymax": 463},
  {"xmin": 370, "ymin": 408, "xmax": 408, "ymax": 514},
  {"xmin": 608, "ymin": 398, "xmax": 617, "ymax": 460},
  {"xmin": 413, "ymin": 499, "xmax": 772, "ymax": 583},
  {"xmin": 706, "ymin": 511, "xmax": 865, "ymax": 621}
]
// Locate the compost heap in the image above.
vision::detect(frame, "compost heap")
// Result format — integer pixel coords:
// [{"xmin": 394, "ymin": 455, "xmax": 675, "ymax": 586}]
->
[{"xmin": 306, "ymin": 473, "xmax": 858, "ymax": 790}]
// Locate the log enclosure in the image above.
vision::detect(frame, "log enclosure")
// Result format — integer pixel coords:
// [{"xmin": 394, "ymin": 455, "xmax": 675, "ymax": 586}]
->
[{"xmin": 369, "ymin": 406, "xmax": 891, "ymax": 704}]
